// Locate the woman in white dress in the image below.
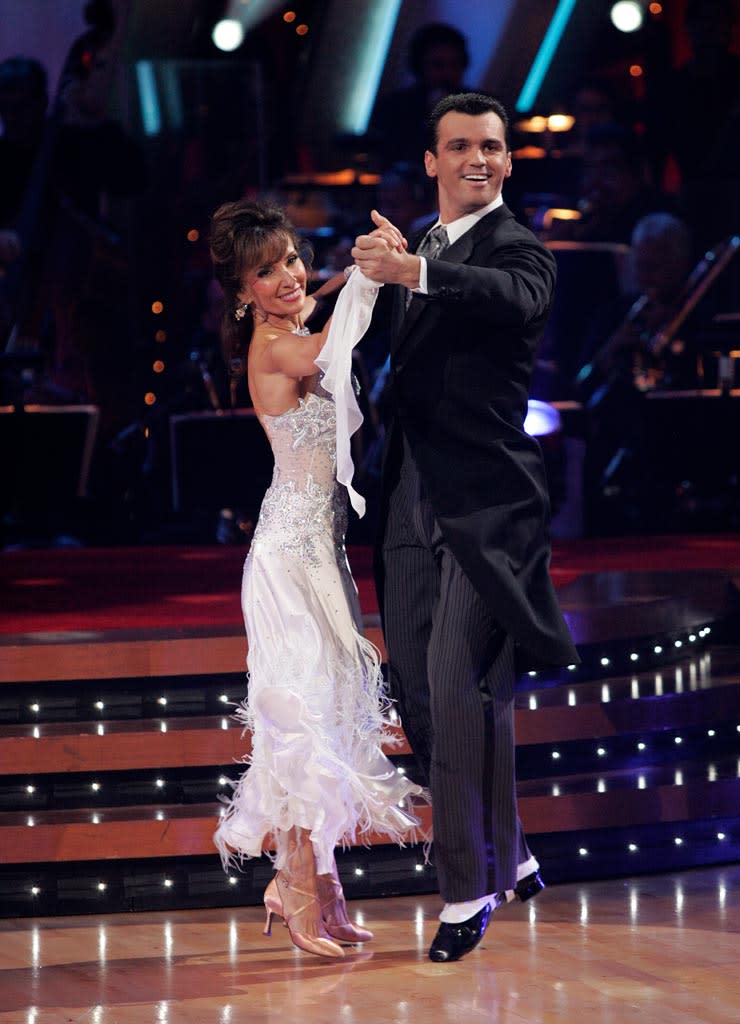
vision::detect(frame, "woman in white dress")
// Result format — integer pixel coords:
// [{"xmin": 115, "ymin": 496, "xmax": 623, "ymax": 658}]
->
[{"xmin": 209, "ymin": 200, "xmax": 423, "ymax": 959}]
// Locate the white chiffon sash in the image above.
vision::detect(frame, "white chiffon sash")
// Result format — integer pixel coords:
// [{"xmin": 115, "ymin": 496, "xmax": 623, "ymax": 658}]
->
[{"xmin": 315, "ymin": 268, "xmax": 380, "ymax": 518}]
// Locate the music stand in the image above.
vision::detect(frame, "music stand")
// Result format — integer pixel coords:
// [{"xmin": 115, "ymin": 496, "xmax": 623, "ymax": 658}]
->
[
  {"xmin": 538, "ymin": 242, "xmax": 630, "ymax": 397},
  {"xmin": 169, "ymin": 409, "xmax": 273, "ymax": 518},
  {"xmin": 0, "ymin": 403, "xmax": 99, "ymax": 504}
]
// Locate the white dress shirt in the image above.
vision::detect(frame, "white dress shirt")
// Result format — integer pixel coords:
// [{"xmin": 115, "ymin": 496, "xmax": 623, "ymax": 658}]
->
[{"xmin": 415, "ymin": 194, "xmax": 504, "ymax": 294}]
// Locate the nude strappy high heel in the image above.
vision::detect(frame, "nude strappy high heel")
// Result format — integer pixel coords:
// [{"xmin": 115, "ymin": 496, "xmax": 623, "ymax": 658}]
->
[
  {"xmin": 317, "ymin": 870, "xmax": 373, "ymax": 944},
  {"xmin": 263, "ymin": 871, "xmax": 345, "ymax": 959}
]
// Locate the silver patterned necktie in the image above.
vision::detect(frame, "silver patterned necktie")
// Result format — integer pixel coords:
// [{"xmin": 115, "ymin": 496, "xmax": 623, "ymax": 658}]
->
[
  {"xmin": 417, "ymin": 223, "xmax": 450, "ymax": 259},
  {"xmin": 407, "ymin": 223, "xmax": 449, "ymax": 307}
]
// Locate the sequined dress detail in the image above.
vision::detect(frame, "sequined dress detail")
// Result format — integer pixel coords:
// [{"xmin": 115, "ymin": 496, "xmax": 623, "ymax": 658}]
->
[{"xmin": 214, "ymin": 388, "xmax": 422, "ymax": 874}]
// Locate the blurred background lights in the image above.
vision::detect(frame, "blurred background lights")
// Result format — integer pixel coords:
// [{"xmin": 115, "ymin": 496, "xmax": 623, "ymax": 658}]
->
[
  {"xmin": 524, "ymin": 399, "xmax": 561, "ymax": 437},
  {"xmin": 212, "ymin": 19, "xmax": 245, "ymax": 52},
  {"xmin": 611, "ymin": 1, "xmax": 644, "ymax": 33}
]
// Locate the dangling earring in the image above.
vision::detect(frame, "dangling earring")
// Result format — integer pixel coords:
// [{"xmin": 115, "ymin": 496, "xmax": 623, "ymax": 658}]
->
[{"xmin": 234, "ymin": 303, "xmax": 249, "ymax": 321}]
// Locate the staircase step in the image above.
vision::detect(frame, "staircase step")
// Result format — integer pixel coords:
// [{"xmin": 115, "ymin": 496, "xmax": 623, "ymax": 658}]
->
[
  {"xmin": 0, "ymin": 716, "xmax": 409, "ymax": 776},
  {"xmin": 0, "ymin": 801, "xmax": 433, "ymax": 864},
  {"xmin": 2, "ymin": 667, "xmax": 737, "ymax": 775},
  {"xmin": 3, "ymin": 759, "xmax": 737, "ymax": 864}
]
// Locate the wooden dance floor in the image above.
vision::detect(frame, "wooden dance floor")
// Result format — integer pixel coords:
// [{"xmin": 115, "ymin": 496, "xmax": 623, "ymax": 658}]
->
[{"xmin": 2, "ymin": 865, "xmax": 738, "ymax": 1023}]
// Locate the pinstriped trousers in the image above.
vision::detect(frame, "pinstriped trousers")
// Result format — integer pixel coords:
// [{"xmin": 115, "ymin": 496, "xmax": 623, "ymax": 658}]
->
[{"xmin": 382, "ymin": 433, "xmax": 534, "ymax": 901}]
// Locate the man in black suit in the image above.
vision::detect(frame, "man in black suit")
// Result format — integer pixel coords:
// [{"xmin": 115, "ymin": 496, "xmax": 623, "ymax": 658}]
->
[{"xmin": 353, "ymin": 93, "xmax": 578, "ymax": 963}]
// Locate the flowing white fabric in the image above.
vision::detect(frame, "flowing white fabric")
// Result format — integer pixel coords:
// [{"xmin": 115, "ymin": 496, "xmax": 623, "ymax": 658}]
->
[
  {"xmin": 315, "ymin": 268, "xmax": 381, "ymax": 518},
  {"xmin": 214, "ymin": 387, "xmax": 425, "ymax": 876}
]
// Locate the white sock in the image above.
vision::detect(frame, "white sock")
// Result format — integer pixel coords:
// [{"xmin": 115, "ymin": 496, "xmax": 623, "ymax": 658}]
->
[
  {"xmin": 439, "ymin": 893, "xmax": 500, "ymax": 923},
  {"xmin": 502, "ymin": 855, "xmax": 540, "ymax": 903},
  {"xmin": 440, "ymin": 856, "xmax": 540, "ymax": 922}
]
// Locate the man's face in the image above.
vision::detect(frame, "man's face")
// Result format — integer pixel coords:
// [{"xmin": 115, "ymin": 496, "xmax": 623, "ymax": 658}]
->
[{"xmin": 424, "ymin": 111, "xmax": 512, "ymax": 222}]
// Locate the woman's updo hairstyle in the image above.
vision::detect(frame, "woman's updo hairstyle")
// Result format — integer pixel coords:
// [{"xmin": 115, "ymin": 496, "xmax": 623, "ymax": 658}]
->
[{"xmin": 209, "ymin": 199, "xmax": 305, "ymax": 393}]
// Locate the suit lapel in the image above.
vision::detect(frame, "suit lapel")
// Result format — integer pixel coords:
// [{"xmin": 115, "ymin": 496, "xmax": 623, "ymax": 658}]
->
[{"xmin": 393, "ymin": 204, "xmax": 512, "ymax": 359}]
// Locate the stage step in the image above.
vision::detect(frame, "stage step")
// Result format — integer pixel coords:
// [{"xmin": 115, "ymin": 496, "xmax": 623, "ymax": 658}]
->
[
  {"xmin": 1, "ymin": 541, "xmax": 739, "ymax": 917},
  {"xmin": 1, "ymin": 652, "xmax": 737, "ymax": 779},
  {"xmin": 2, "ymin": 756, "xmax": 737, "ymax": 863}
]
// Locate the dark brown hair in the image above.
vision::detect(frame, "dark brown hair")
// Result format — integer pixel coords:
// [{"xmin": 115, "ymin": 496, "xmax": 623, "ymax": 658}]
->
[
  {"xmin": 426, "ymin": 91, "xmax": 510, "ymax": 154},
  {"xmin": 209, "ymin": 199, "xmax": 304, "ymax": 389}
]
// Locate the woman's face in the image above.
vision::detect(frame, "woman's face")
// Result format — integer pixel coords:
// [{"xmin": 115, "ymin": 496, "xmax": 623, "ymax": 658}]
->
[{"xmin": 239, "ymin": 236, "xmax": 307, "ymax": 320}]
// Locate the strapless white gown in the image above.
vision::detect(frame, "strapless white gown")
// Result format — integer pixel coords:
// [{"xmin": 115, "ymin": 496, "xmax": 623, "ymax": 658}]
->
[{"xmin": 214, "ymin": 387, "xmax": 423, "ymax": 875}]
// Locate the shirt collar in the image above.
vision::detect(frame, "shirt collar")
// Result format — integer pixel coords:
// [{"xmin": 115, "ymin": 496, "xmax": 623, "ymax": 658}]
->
[{"xmin": 437, "ymin": 195, "xmax": 504, "ymax": 245}]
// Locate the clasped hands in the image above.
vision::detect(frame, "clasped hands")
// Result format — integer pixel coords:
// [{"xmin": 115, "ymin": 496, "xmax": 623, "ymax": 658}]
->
[{"xmin": 352, "ymin": 210, "xmax": 422, "ymax": 290}]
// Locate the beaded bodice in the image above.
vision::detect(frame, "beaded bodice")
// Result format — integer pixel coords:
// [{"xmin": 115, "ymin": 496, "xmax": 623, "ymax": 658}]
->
[{"xmin": 253, "ymin": 390, "xmax": 347, "ymax": 560}]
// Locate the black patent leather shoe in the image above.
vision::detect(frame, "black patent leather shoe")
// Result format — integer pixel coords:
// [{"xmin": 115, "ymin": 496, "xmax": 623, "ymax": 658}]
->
[
  {"xmin": 428, "ymin": 904, "xmax": 492, "ymax": 963},
  {"xmin": 513, "ymin": 871, "xmax": 545, "ymax": 902}
]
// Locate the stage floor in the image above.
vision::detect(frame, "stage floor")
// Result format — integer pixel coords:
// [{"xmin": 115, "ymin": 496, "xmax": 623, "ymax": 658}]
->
[{"xmin": 1, "ymin": 864, "xmax": 738, "ymax": 1023}]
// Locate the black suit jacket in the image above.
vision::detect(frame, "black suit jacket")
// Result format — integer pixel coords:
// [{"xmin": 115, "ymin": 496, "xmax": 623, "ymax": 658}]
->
[{"xmin": 378, "ymin": 203, "xmax": 579, "ymax": 670}]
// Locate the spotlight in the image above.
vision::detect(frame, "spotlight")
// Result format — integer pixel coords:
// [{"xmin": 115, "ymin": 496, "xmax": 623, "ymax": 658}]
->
[
  {"xmin": 610, "ymin": 1, "xmax": 644, "ymax": 33},
  {"xmin": 212, "ymin": 19, "xmax": 245, "ymax": 52}
]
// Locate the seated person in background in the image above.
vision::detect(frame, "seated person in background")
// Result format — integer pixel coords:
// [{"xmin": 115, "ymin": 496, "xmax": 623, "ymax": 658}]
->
[
  {"xmin": 577, "ymin": 212, "xmax": 694, "ymax": 395},
  {"xmin": 375, "ymin": 161, "xmax": 436, "ymax": 238},
  {"xmin": 368, "ymin": 23, "xmax": 472, "ymax": 168},
  {"xmin": 558, "ymin": 79, "xmax": 622, "ymax": 160},
  {"xmin": 550, "ymin": 123, "xmax": 674, "ymax": 245},
  {"xmin": 581, "ymin": 212, "xmax": 726, "ymax": 531}
]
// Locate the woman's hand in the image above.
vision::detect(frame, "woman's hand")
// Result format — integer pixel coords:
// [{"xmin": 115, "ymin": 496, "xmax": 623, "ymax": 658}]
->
[{"xmin": 353, "ymin": 210, "xmax": 420, "ymax": 287}]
